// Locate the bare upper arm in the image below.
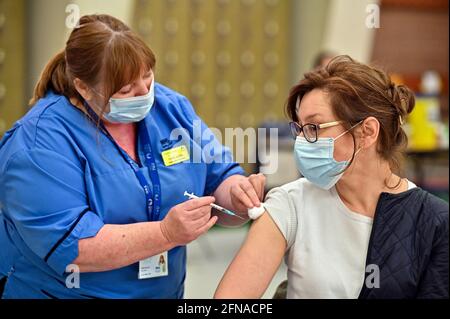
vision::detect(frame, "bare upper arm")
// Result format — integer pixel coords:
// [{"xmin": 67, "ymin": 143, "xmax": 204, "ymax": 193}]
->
[{"xmin": 214, "ymin": 211, "xmax": 287, "ymax": 298}]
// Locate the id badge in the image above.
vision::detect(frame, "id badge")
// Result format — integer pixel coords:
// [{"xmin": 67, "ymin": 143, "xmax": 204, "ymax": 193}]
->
[
  {"xmin": 139, "ymin": 251, "xmax": 168, "ymax": 279},
  {"xmin": 161, "ymin": 145, "xmax": 190, "ymax": 166}
]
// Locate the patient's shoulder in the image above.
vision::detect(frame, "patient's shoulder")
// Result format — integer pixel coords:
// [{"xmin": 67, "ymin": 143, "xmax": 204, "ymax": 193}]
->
[
  {"xmin": 266, "ymin": 177, "xmax": 317, "ymax": 201},
  {"xmin": 263, "ymin": 178, "xmax": 315, "ymax": 248}
]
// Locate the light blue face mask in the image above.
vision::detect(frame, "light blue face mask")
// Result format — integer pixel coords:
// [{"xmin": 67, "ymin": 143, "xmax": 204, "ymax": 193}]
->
[
  {"xmin": 103, "ymin": 79, "xmax": 155, "ymax": 124},
  {"xmin": 294, "ymin": 122, "xmax": 362, "ymax": 190}
]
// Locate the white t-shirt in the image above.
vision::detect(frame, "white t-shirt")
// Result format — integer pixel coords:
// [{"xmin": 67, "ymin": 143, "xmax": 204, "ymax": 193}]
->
[{"xmin": 263, "ymin": 178, "xmax": 417, "ymax": 299}]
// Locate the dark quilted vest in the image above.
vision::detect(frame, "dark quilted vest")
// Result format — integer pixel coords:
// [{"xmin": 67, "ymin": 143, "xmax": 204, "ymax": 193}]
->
[{"xmin": 359, "ymin": 188, "xmax": 449, "ymax": 299}]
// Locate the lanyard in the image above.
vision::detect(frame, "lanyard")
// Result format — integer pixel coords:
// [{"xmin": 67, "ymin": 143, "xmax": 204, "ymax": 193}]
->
[{"xmin": 83, "ymin": 103, "xmax": 162, "ymax": 221}]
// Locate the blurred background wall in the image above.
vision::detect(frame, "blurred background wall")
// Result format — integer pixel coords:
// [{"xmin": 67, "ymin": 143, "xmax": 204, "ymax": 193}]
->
[{"xmin": 3, "ymin": 0, "xmax": 446, "ymax": 197}]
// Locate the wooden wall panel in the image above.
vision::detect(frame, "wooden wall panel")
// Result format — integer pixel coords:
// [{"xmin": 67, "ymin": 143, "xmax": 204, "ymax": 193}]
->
[
  {"xmin": 371, "ymin": 6, "xmax": 448, "ymax": 76},
  {"xmin": 0, "ymin": 0, "xmax": 26, "ymax": 137},
  {"xmin": 133, "ymin": 0, "xmax": 292, "ymax": 130}
]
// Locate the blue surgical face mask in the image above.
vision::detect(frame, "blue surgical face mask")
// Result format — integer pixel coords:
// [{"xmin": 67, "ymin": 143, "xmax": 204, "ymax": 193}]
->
[
  {"xmin": 294, "ymin": 123, "xmax": 362, "ymax": 190},
  {"xmin": 103, "ymin": 79, "xmax": 155, "ymax": 124}
]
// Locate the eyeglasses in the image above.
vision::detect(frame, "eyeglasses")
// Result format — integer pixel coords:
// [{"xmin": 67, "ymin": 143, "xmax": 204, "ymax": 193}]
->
[{"xmin": 289, "ymin": 120, "xmax": 344, "ymax": 143}]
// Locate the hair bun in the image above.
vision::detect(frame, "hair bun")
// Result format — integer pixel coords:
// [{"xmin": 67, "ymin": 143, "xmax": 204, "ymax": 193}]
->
[{"xmin": 394, "ymin": 84, "xmax": 415, "ymax": 116}]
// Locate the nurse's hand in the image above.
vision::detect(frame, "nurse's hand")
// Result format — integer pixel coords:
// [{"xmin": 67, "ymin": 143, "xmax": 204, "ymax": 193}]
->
[
  {"xmin": 230, "ymin": 173, "xmax": 266, "ymax": 214},
  {"xmin": 160, "ymin": 196, "xmax": 218, "ymax": 246}
]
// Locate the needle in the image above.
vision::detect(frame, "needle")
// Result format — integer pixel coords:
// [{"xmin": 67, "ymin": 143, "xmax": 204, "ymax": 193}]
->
[{"xmin": 183, "ymin": 191, "xmax": 246, "ymax": 220}]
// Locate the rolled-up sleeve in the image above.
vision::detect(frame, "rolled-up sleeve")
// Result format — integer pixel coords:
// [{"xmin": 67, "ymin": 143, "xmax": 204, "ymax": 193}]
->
[
  {"xmin": 1, "ymin": 148, "xmax": 104, "ymax": 275},
  {"xmin": 263, "ymin": 187, "xmax": 298, "ymax": 249}
]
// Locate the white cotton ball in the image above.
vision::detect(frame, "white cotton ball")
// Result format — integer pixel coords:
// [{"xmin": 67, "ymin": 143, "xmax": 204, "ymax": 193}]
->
[{"xmin": 248, "ymin": 205, "xmax": 266, "ymax": 220}]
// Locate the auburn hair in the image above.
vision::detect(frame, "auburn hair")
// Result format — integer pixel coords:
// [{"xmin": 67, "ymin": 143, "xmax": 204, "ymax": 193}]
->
[
  {"xmin": 30, "ymin": 14, "xmax": 156, "ymax": 110},
  {"xmin": 286, "ymin": 55, "xmax": 415, "ymax": 179}
]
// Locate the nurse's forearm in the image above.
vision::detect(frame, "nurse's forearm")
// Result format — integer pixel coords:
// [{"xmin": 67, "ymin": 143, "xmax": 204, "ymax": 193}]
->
[
  {"xmin": 213, "ymin": 175, "xmax": 250, "ymax": 227},
  {"xmin": 214, "ymin": 175, "xmax": 239, "ymax": 211},
  {"xmin": 73, "ymin": 222, "xmax": 175, "ymax": 272}
]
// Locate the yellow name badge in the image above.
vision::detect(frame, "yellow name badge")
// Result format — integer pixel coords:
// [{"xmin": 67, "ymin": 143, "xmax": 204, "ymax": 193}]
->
[{"xmin": 161, "ymin": 145, "xmax": 190, "ymax": 166}]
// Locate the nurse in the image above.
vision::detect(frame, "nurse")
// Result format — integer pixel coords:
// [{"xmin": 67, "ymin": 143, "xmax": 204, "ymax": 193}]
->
[{"xmin": 0, "ymin": 14, "xmax": 264, "ymax": 299}]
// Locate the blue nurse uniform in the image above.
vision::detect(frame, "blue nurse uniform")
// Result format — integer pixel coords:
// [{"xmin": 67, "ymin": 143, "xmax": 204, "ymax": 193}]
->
[{"xmin": 0, "ymin": 83, "xmax": 244, "ymax": 298}]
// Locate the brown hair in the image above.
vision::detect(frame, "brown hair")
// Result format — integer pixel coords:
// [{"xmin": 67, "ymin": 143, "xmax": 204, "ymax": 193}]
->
[
  {"xmin": 30, "ymin": 14, "xmax": 156, "ymax": 109},
  {"xmin": 286, "ymin": 55, "xmax": 415, "ymax": 179}
]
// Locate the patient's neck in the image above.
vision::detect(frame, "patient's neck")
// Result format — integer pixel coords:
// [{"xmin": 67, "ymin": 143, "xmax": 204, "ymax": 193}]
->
[{"xmin": 335, "ymin": 157, "xmax": 407, "ymax": 218}]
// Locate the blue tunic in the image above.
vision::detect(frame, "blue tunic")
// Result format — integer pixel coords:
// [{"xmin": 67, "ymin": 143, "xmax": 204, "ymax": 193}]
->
[{"xmin": 0, "ymin": 83, "xmax": 244, "ymax": 298}]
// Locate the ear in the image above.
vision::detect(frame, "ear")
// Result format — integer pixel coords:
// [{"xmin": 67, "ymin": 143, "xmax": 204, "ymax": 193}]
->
[
  {"xmin": 73, "ymin": 78, "xmax": 93, "ymax": 101},
  {"xmin": 358, "ymin": 116, "xmax": 380, "ymax": 149}
]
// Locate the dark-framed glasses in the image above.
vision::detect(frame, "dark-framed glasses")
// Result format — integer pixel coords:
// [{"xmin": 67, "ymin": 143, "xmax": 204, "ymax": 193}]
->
[{"xmin": 289, "ymin": 120, "xmax": 343, "ymax": 143}]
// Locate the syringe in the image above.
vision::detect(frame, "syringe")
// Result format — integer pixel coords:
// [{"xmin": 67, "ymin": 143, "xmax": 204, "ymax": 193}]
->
[{"xmin": 183, "ymin": 191, "xmax": 246, "ymax": 220}]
